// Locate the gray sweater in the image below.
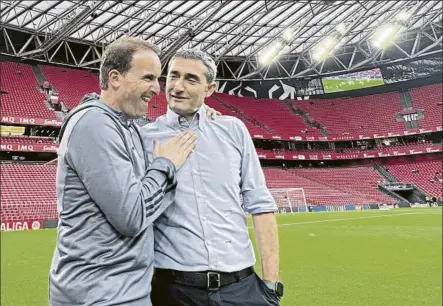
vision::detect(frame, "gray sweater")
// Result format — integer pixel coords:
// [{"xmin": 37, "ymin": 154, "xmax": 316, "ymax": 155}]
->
[{"xmin": 49, "ymin": 94, "xmax": 177, "ymax": 306}]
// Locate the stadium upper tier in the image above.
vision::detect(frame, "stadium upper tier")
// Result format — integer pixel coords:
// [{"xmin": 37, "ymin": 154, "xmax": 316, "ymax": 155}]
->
[
  {"xmin": 213, "ymin": 93, "xmax": 323, "ymax": 136},
  {"xmin": 0, "ymin": 62, "xmax": 57, "ymax": 119},
  {"xmin": 39, "ymin": 65, "xmax": 100, "ymax": 110},
  {"xmin": 0, "ymin": 62, "xmax": 441, "ymax": 139},
  {"xmin": 409, "ymin": 84, "xmax": 442, "ymax": 128}
]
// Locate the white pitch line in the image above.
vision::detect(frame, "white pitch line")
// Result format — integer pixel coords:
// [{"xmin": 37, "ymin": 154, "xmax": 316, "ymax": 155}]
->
[
  {"xmin": 248, "ymin": 211, "xmax": 430, "ymax": 229},
  {"xmin": 277, "ymin": 212, "xmax": 425, "ymax": 227}
]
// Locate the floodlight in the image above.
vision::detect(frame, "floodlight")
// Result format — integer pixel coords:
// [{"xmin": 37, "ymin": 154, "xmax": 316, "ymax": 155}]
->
[
  {"xmin": 283, "ymin": 27, "xmax": 295, "ymax": 42},
  {"xmin": 371, "ymin": 23, "xmax": 398, "ymax": 48},
  {"xmin": 396, "ymin": 11, "xmax": 411, "ymax": 22},
  {"xmin": 336, "ymin": 23, "xmax": 346, "ymax": 35}
]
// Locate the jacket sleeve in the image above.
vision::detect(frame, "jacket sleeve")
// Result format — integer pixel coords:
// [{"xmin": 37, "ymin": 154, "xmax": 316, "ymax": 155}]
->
[{"xmin": 65, "ymin": 110, "xmax": 177, "ymax": 237}]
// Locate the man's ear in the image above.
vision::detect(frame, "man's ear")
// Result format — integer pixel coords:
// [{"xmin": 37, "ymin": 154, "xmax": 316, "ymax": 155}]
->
[
  {"xmin": 205, "ymin": 82, "xmax": 217, "ymax": 98},
  {"xmin": 108, "ymin": 69, "xmax": 121, "ymax": 89}
]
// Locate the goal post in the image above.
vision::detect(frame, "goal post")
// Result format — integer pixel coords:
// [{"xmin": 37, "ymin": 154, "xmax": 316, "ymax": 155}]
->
[{"xmin": 269, "ymin": 188, "xmax": 308, "ymax": 213}]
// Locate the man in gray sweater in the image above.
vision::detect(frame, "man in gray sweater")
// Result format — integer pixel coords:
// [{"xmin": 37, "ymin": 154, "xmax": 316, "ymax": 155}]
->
[{"xmin": 49, "ymin": 37, "xmax": 197, "ymax": 306}]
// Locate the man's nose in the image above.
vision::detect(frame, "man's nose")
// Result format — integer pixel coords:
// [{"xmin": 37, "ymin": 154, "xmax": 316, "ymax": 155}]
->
[
  {"xmin": 173, "ymin": 79, "xmax": 185, "ymax": 92},
  {"xmin": 151, "ymin": 80, "xmax": 160, "ymax": 95}
]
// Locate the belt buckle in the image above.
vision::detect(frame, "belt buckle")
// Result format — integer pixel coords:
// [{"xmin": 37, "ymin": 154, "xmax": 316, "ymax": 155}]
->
[{"xmin": 207, "ymin": 272, "xmax": 221, "ymax": 291}]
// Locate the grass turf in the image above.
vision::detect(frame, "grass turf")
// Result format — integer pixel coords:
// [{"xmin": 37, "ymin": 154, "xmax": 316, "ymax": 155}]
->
[{"xmin": 1, "ymin": 207, "xmax": 441, "ymax": 306}]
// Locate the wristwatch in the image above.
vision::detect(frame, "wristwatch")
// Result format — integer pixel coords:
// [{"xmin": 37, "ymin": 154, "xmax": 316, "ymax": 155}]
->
[{"xmin": 263, "ymin": 280, "xmax": 284, "ymax": 299}]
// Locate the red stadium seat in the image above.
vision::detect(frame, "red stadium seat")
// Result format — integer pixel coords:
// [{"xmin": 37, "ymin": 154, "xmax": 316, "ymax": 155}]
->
[
  {"xmin": 292, "ymin": 92, "xmax": 404, "ymax": 136},
  {"xmin": 39, "ymin": 65, "xmax": 101, "ymax": 110},
  {"xmin": 0, "ymin": 62, "xmax": 57, "ymax": 119},
  {"xmin": 410, "ymin": 84, "xmax": 443, "ymax": 129},
  {"xmin": 381, "ymin": 155, "xmax": 442, "ymax": 198},
  {"xmin": 0, "ymin": 164, "xmax": 58, "ymax": 222}
]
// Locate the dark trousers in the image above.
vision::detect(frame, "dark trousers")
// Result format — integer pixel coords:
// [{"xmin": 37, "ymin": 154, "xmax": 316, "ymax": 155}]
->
[{"xmin": 151, "ymin": 272, "xmax": 280, "ymax": 306}]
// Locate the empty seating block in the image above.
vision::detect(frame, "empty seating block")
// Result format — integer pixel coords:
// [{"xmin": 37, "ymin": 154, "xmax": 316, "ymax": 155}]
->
[
  {"xmin": 39, "ymin": 65, "xmax": 101, "ymax": 110},
  {"xmin": 410, "ymin": 84, "xmax": 443, "ymax": 129},
  {"xmin": 382, "ymin": 155, "xmax": 442, "ymax": 198},
  {"xmin": 292, "ymin": 91, "xmax": 404, "ymax": 136},
  {"xmin": 0, "ymin": 136, "xmax": 56, "ymax": 145},
  {"xmin": 215, "ymin": 93, "xmax": 321, "ymax": 137},
  {"xmin": 292, "ymin": 166, "xmax": 395, "ymax": 204},
  {"xmin": 263, "ymin": 167, "xmax": 390, "ymax": 207},
  {"xmin": 0, "ymin": 164, "xmax": 58, "ymax": 222},
  {"xmin": 205, "ymin": 97, "xmax": 269, "ymax": 135},
  {"xmin": 0, "ymin": 62, "xmax": 56, "ymax": 119},
  {"xmin": 146, "ymin": 93, "xmax": 168, "ymax": 121}
]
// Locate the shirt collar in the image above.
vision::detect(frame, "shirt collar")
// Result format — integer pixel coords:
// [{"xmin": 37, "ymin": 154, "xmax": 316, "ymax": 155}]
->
[{"xmin": 166, "ymin": 105, "xmax": 206, "ymax": 131}]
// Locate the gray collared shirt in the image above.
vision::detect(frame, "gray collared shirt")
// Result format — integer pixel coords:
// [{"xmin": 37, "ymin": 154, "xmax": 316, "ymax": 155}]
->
[{"xmin": 141, "ymin": 106, "xmax": 277, "ymax": 273}]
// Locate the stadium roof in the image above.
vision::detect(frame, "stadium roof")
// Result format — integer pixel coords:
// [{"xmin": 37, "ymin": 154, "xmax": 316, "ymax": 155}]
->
[{"xmin": 1, "ymin": 0, "xmax": 442, "ymax": 80}]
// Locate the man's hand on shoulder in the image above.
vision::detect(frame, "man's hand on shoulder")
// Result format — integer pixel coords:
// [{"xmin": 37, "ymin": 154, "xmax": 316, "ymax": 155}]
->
[{"xmin": 204, "ymin": 104, "xmax": 221, "ymax": 120}]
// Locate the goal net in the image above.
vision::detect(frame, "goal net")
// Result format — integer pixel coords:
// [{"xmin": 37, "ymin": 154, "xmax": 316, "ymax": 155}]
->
[{"xmin": 269, "ymin": 188, "xmax": 308, "ymax": 213}]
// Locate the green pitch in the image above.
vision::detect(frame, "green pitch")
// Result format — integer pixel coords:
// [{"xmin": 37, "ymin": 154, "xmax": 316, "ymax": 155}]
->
[
  {"xmin": 1, "ymin": 208, "xmax": 441, "ymax": 306},
  {"xmin": 322, "ymin": 78, "xmax": 385, "ymax": 93}
]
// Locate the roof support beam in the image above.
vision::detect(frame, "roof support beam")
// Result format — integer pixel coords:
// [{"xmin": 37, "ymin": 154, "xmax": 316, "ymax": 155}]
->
[
  {"xmin": 191, "ymin": 1, "xmax": 258, "ymax": 50},
  {"xmin": 3, "ymin": 1, "xmax": 39, "ymax": 24},
  {"xmin": 36, "ymin": 1, "xmax": 84, "ymax": 33},
  {"xmin": 154, "ymin": 1, "xmax": 215, "ymax": 45},
  {"xmin": 94, "ymin": 1, "xmax": 162, "ymax": 43},
  {"xmin": 19, "ymin": 1, "xmax": 106, "ymax": 57},
  {"xmin": 160, "ymin": 1, "xmax": 227, "ymax": 63},
  {"xmin": 215, "ymin": 2, "xmax": 292, "ymax": 61},
  {"xmin": 0, "ymin": 0, "xmax": 21, "ymax": 21},
  {"xmin": 21, "ymin": 0, "xmax": 63, "ymax": 29}
]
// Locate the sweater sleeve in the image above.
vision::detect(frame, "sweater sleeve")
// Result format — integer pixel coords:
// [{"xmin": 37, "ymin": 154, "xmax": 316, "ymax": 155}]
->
[{"xmin": 65, "ymin": 110, "xmax": 177, "ymax": 237}]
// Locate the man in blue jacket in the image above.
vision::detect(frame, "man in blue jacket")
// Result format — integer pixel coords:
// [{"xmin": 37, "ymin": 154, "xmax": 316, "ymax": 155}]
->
[{"xmin": 49, "ymin": 37, "xmax": 198, "ymax": 306}]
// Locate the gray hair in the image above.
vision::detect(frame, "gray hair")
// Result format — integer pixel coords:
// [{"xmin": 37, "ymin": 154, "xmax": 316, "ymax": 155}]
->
[
  {"xmin": 100, "ymin": 37, "xmax": 160, "ymax": 90},
  {"xmin": 169, "ymin": 49, "xmax": 217, "ymax": 83}
]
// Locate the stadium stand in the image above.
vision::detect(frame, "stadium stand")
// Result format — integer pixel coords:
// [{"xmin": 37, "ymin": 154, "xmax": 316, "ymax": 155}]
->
[
  {"xmin": 381, "ymin": 156, "xmax": 442, "ymax": 198},
  {"xmin": 146, "ymin": 93, "xmax": 168, "ymax": 121},
  {"xmin": 3, "ymin": 61, "xmax": 439, "ymax": 139},
  {"xmin": 410, "ymin": 84, "xmax": 443, "ymax": 129},
  {"xmin": 0, "ymin": 164, "xmax": 57, "ymax": 222},
  {"xmin": 292, "ymin": 91, "xmax": 405, "ymax": 136},
  {"xmin": 0, "ymin": 62, "xmax": 57, "ymax": 119},
  {"xmin": 39, "ymin": 65, "xmax": 100, "ymax": 110},
  {"xmin": 0, "ymin": 63, "xmax": 441, "ymax": 223},
  {"xmin": 0, "ymin": 136, "xmax": 56, "ymax": 145},
  {"xmin": 291, "ymin": 166, "xmax": 396, "ymax": 204},
  {"xmin": 263, "ymin": 167, "xmax": 388, "ymax": 207},
  {"xmin": 205, "ymin": 97, "xmax": 270, "ymax": 136},
  {"xmin": 215, "ymin": 93, "xmax": 322, "ymax": 137},
  {"xmin": 256, "ymin": 141, "xmax": 438, "ymax": 155}
]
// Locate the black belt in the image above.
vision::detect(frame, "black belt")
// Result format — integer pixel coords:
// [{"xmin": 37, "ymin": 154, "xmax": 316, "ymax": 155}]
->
[{"xmin": 154, "ymin": 266, "xmax": 254, "ymax": 291}]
